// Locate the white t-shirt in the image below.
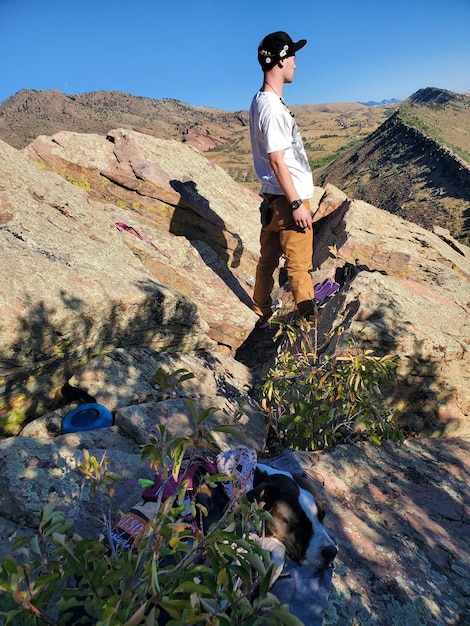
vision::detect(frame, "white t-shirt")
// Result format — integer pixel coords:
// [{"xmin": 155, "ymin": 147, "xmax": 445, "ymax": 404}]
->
[{"xmin": 249, "ymin": 91, "xmax": 314, "ymax": 199}]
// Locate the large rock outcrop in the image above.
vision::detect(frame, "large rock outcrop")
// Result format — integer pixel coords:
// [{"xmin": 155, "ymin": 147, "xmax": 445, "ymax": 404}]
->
[
  {"xmin": 0, "ymin": 133, "xmax": 262, "ymax": 429},
  {"xmin": 1, "ymin": 127, "xmax": 470, "ymax": 623},
  {"xmin": 22, "ymin": 128, "xmax": 261, "ymax": 283},
  {"xmin": 2, "ymin": 129, "xmax": 470, "ymax": 436},
  {"xmin": 244, "ymin": 185, "xmax": 470, "ymax": 438},
  {"xmin": 310, "ymin": 185, "xmax": 470, "ymax": 437},
  {"xmin": 298, "ymin": 437, "xmax": 470, "ymax": 625}
]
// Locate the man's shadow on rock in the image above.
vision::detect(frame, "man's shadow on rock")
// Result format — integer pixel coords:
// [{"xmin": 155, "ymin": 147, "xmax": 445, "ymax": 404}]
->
[{"xmin": 169, "ymin": 180, "xmax": 252, "ymax": 307}]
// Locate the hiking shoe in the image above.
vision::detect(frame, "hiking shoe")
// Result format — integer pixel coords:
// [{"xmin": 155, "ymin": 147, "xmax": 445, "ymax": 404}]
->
[
  {"xmin": 255, "ymin": 314, "xmax": 271, "ymax": 330},
  {"xmin": 255, "ymin": 299, "xmax": 283, "ymax": 330}
]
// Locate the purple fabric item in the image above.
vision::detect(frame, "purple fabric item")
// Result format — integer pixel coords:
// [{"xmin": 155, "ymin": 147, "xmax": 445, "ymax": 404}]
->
[
  {"xmin": 314, "ymin": 277, "xmax": 340, "ymax": 303},
  {"xmin": 142, "ymin": 459, "xmax": 218, "ymax": 502}
]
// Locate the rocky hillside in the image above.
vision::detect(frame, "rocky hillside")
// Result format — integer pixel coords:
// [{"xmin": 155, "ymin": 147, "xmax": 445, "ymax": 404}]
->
[
  {"xmin": 0, "ymin": 123, "xmax": 468, "ymax": 432},
  {"xmin": 3, "ymin": 87, "xmax": 468, "ymax": 244},
  {"xmin": 0, "ymin": 88, "xmax": 393, "ymax": 191},
  {"xmin": 314, "ymin": 88, "xmax": 470, "ymax": 245},
  {"xmin": 1, "ymin": 127, "xmax": 470, "ymax": 624},
  {"xmin": 0, "ymin": 89, "xmax": 246, "ymax": 152}
]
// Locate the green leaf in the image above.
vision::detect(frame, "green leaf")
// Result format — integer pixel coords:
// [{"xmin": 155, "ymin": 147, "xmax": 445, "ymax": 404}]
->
[
  {"xmin": 213, "ymin": 542, "xmax": 237, "ymax": 560},
  {"xmin": 270, "ymin": 603, "xmax": 305, "ymax": 625},
  {"xmin": 174, "ymin": 581, "xmax": 212, "ymax": 595},
  {"xmin": 29, "ymin": 534, "xmax": 42, "ymax": 557},
  {"xmin": 1, "ymin": 559, "xmax": 18, "ymax": 577},
  {"xmin": 177, "ymin": 371, "xmax": 196, "ymax": 383},
  {"xmin": 138, "ymin": 478, "xmax": 155, "ymax": 488},
  {"xmin": 238, "ymin": 551, "xmax": 267, "ymax": 575},
  {"xmin": 258, "ymin": 564, "xmax": 274, "ymax": 597},
  {"xmin": 195, "ymin": 406, "xmax": 217, "ymax": 426},
  {"xmin": 213, "ymin": 424, "xmax": 242, "ymax": 435}
]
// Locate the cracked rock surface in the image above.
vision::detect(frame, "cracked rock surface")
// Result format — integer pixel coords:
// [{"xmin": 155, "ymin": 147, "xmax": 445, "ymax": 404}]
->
[{"xmin": 295, "ymin": 437, "xmax": 470, "ymax": 625}]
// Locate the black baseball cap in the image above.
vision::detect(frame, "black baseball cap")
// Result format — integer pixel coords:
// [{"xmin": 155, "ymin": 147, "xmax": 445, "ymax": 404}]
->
[{"xmin": 257, "ymin": 31, "xmax": 307, "ymax": 70}]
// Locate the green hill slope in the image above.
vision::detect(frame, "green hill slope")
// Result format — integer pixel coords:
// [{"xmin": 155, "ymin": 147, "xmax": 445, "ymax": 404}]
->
[{"xmin": 314, "ymin": 88, "xmax": 470, "ymax": 244}]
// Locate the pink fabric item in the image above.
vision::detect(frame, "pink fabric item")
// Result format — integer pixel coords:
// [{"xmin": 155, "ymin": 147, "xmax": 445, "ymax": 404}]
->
[{"xmin": 115, "ymin": 222, "xmax": 170, "ymax": 259}]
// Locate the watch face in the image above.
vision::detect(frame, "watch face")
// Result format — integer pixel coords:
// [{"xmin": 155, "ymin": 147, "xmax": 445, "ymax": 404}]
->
[{"xmin": 291, "ymin": 199, "xmax": 301, "ymax": 209}]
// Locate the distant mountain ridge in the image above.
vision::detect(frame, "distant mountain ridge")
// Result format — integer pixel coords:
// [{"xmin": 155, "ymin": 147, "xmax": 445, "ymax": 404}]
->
[
  {"xmin": 358, "ymin": 98, "xmax": 401, "ymax": 106},
  {"xmin": 405, "ymin": 86, "xmax": 467, "ymax": 106},
  {"xmin": 0, "ymin": 88, "xmax": 394, "ymax": 192},
  {"xmin": 0, "ymin": 89, "xmax": 247, "ymax": 152}
]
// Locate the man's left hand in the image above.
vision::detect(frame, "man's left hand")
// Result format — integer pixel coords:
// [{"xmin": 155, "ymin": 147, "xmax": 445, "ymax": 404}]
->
[{"xmin": 292, "ymin": 203, "xmax": 312, "ymax": 229}]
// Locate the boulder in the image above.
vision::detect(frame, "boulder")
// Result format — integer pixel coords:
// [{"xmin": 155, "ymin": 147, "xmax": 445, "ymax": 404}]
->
[
  {"xmin": 1, "ymin": 131, "xmax": 265, "ymax": 431},
  {"xmin": 295, "ymin": 437, "xmax": 470, "ymax": 625},
  {"xmin": 4, "ymin": 347, "xmax": 265, "ymax": 562},
  {"xmin": 23, "ymin": 128, "xmax": 262, "ymax": 326},
  {"xmin": 66, "ymin": 347, "xmax": 255, "ymax": 409},
  {"xmin": 0, "ymin": 138, "xmax": 216, "ymax": 431},
  {"xmin": 239, "ymin": 183, "xmax": 470, "ymax": 436},
  {"xmin": 311, "ymin": 185, "xmax": 470, "ymax": 437},
  {"xmin": 20, "ymin": 347, "xmax": 264, "ymax": 451}
]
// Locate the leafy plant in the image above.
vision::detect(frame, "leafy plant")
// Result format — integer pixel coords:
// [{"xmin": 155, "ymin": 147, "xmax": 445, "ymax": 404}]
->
[
  {"xmin": 149, "ymin": 367, "xmax": 195, "ymax": 399},
  {"xmin": 0, "ymin": 392, "xmax": 302, "ymax": 626},
  {"xmin": 260, "ymin": 320, "xmax": 403, "ymax": 450}
]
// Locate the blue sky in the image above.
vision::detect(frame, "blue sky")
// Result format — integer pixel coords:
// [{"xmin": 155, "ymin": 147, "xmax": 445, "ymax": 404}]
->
[{"xmin": 1, "ymin": 0, "xmax": 469, "ymax": 111}]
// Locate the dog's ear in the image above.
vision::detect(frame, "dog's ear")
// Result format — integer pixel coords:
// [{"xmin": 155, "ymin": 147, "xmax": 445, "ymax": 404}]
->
[
  {"xmin": 245, "ymin": 482, "xmax": 268, "ymax": 504},
  {"xmin": 315, "ymin": 497, "xmax": 329, "ymax": 522},
  {"xmin": 293, "ymin": 472, "xmax": 321, "ymax": 499},
  {"xmin": 246, "ymin": 481, "xmax": 282, "ymax": 508},
  {"xmin": 293, "ymin": 472, "xmax": 329, "ymax": 521}
]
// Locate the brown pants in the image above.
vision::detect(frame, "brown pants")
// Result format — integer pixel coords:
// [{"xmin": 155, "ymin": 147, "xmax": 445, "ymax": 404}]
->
[{"xmin": 253, "ymin": 195, "xmax": 314, "ymax": 317}]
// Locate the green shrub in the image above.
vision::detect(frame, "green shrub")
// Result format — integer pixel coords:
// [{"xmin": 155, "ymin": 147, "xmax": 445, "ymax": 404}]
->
[
  {"xmin": 0, "ymin": 389, "xmax": 302, "ymax": 625},
  {"xmin": 259, "ymin": 320, "xmax": 403, "ymax": 450}
]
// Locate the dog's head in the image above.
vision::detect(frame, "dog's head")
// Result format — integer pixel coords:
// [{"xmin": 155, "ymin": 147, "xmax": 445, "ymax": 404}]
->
[{"xmin": 248, "ymin": 464, "xmax": 337, "ymax": 571}]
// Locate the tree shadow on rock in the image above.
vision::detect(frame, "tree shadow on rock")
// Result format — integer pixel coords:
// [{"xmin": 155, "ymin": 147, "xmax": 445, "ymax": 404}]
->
[
  {"xmin": 317, "ymin": 437, "xmax": 470, "ymax": 625},
  {"xmin": 316, "ymin": 282, "xmax": 456, "ymax": 438},
  {"xmin": 312, "ymin": 202, "xmax": 350, "ymax": 271},
  {"xmin": 0, "ymin": 279, "xmax": 206, "ymax": 434}
]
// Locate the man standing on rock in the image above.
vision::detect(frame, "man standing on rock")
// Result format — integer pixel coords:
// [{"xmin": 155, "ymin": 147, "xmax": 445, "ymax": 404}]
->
[{"xmin": 249, "ymin": 31, "xmax": 314, "ymax": 329}]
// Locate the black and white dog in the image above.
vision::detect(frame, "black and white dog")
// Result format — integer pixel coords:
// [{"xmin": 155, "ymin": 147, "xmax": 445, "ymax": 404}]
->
[
  {"xmin": 199, "ymin": 462, "xmax": 337, "ymax": 574},
  {"xmin": 247, "ymin": 464, "xmax": 337, "ymax": 572}
]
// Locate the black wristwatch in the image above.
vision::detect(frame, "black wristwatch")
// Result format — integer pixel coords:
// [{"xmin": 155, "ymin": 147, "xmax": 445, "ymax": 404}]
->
[{"xmin": 290, "ymin": 198, "xmax": 302, "ymax": 210}]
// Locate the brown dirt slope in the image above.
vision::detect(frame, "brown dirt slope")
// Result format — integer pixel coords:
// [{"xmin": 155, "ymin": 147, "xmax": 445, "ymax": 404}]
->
[{"xmin": 314, "ymin": 88, "xmax": 470, "ymax": 245}]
